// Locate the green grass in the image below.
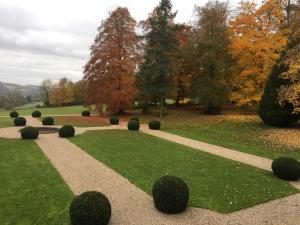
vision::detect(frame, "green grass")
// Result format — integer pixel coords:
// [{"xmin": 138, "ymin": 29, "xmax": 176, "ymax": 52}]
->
[
  {"xmin": 0, "ymin": 105, "xmax": 88, "ymax": 116},
  {"xmin": 120, "ymin": 109, "xmax": 300, "ymax": 161},
  {"xmin": 0, "ymin": 117, "xmax": 13, "ymax": 128},
  {"xmin": 0, "ymin": 138, "xmax": 73, "ymax": 225},
  {"xmin": 165, "ymin": 119, "xmax": 300, "ymax": 161},
  {"xmin": 71, "ymin": 130, "xmax": 298, "ymax": 213}
]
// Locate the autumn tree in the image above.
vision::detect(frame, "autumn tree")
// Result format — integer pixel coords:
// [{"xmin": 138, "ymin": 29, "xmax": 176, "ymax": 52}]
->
[
  {"xmin": 137, "ymin": 0, "xmax": 178, "ymax": 117},
  {"xmin": 189, "ymin": 1, "xmax": 233, "ymax": 114},
  {"xmin": 259, "ymin": 0, "xmax": 300, "ymax": 126},
  {"xmin": 84, "ymin": 7, "xmax": 140, "ymax": 114},
  {"xmin": 49, "ymin": 78, "xmax": 74, "ymax": 106},
  {"xmin": 173, "ymin": 24, "xmax": 192, "ymax": 106},
  {"xmin": 278, "ymin": 0, "xmax": 300, "ymax": 114},
  {"xmin": 230, "ymin": 0, "xmax": 288, "ymax": 107}
]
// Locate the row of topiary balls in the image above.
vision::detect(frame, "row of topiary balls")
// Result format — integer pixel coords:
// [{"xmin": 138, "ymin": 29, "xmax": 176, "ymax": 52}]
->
[
  {"xmin": 20, "ymin": 125, "xmax": 75, "ymax": 140},
  {"xmin": 110, "ymin": 116, "xmax": 161, "ymax": 130},
  {"xmin": 69, "ymin": 175, "xmax": 188, "ymax": 225},
  {"xmin": 69, "ymin": 156, "xmax": 300, "ymax": 225}
]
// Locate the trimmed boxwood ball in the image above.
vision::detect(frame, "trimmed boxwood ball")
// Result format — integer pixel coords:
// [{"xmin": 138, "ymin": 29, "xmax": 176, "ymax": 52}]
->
[
  {"xmin": 69, "ymin": 191, "xmax": 111, "ymax": 225},
  {"xmin": 42, "ymin": 117, "xmax": 54, "ymax": 125},
  {"xmin": 32, "ymin": 110, "xmax": 42, "ymax": 117},
  {"xmin": 110, "ymin": 116, "xmax": 119, "ymax": 125},
  {"xmin": 10, "ymin": 111, "xmax": 19, "ymax": 118},
  {"xmin": 272, "ymin": 157, "xmax": 300, "ymax": 181},
  {"xmin": 21, "ymin": 126, "xmax": 39, "ymax": 139},
  {"xmin": 59, "ymin": 125, "xmax": 75, "ymax": 138},
  {"xmin": 128, "ymin": 120, "xmax": 140, "ymax": 131},
  {"xmin": 130, "ymin": 117, "xmax": 139, "ymax": 122},
  {"xmin": 14, "ymin": 117, "xmax": 26, "ymax": 126},
  {"xmin": 149, "ymin": 120, "xmax": 161, "ymax": 130},
  {"xmin": 152, "ymin": 175, "xmax": 189, "ymax": 214},
  {"xmin": 82, "ymin": 110, "xmax": 91, "ymax": 117}
]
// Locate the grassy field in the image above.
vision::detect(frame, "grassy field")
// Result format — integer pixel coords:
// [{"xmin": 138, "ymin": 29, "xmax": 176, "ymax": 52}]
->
[
  {"xmin": 0, "ymin": 117, "xmax": 13, "ymax": 128},
  {"xmin": 120, "ymin": 109, "xmax": 300, "ymax": 161},
  {"xmin": 39, "ymin": 116, "xmax": 109, "ymax": 127},
  {"xmin": 71, "ymin": 130, "xmax": 298, "ymax": 213},
  {"xmin": 0, "ymin": 138, "xmax": 73, "ymax": 224},
  {"xmin": 0, "ymin": 105, "xmax": 88, "ymax": 116}
]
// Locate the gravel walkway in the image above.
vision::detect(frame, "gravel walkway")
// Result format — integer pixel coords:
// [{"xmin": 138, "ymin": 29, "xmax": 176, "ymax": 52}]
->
[{"xmin": 0, "ymin": 117, "xmax": 299, "ymax": 224}]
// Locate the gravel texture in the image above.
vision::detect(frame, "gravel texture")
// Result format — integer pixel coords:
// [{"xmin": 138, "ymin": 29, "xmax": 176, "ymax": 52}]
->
[{"xmin": 0, "ymin": 117, "xmax": 299, "ymax": 224}]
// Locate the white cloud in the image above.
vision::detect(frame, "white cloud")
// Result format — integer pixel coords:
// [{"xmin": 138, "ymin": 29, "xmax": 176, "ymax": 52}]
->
[{"xmin": 0, "ymin": 0, "xmax": 243, "ymax": 85}]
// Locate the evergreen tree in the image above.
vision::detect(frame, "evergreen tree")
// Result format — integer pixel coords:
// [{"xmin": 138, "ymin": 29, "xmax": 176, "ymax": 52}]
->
[
  {"xmin": 190, "ymin": 1, "xmax": 233, "ymax": 114},
  {"xmin": 137, "ymin": 0, "xmax": 178, "ymax": 117},
  {"xmin": 259, "ymin": 1, "xmax": 300, "ymax": 126}
]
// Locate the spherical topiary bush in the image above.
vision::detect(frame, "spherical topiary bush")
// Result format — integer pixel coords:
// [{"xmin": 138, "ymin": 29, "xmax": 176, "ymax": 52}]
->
[
  {"xmin": 110, "ymin": 116, "xmax": 119, "ymax": 125},
  {"xmin": 21, "ymin": 126, "xmax": 39, "ymax": 139},
  {"xmin": 10, "ymin": 111, "xmax": 19, "ymax": 118},
  {"xmin": 14, "ymin": 117, "xmax": 26, "ymax": 126},
  {"xmin": 130, "ymin": 117, "xmax": 139, "ymax": 122},
  {"xmin": 152, "ymin": 175, "xmax": 189, "ymax": 214},
  {"xmin": 149, "ymin": 120, "xmax": 161, "ymax": 130},
  {"xmin": 32, "ymin": 110, "xmax": 42, "ymax": 118},
  {"xmin": 272, "ymin": 157, "xmax": 300, "ymax": 181},
  {"xmin": 128, "ymin": 120, "xmax": 140, "ymax": 131},
  {"xmin": 59, "ymin": 125, "xmax": 75, "ymax": 138},
  {"xmin": 69, "ymin": 191, "xmax": 111, "ymax": 225},
  {"xmin": 82, "ymin": 110, "xmax": 91, "ymax": 117},
  {"xmin": 42, "ymin": 117, "xmax": 54, "ymax": 125}
]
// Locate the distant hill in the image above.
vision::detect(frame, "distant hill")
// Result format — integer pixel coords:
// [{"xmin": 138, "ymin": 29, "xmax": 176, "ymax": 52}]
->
[{"xmin": 0, "ymin": 81, "xmax": 40, "ymax": 97}]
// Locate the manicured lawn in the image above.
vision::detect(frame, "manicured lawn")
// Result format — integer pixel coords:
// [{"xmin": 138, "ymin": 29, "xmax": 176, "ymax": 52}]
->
[
  {"xmin": 0, "ymin": 138, "xmax": 73, "ymax": 224},
  {"xmin": 0, "ymin": 105, "xmax": 89, "ymax": 116},
  {"xmin": 0, "ymin": 117, "xmax": 13, "ymax": 128},
  {"xmin": 120, "ymin": 109, "xmax": 300, "ymax": 161},
  {"xmin": 40, "ymin": 116, "xmax": 109, "ymax": 127},
  {"xmin": 71, "ymin": 130, "xmax": 298, "ymax": 213}
]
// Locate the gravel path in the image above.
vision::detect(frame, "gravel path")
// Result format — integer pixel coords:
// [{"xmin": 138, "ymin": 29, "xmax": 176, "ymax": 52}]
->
[{"xmin": 0, "ymin": 117, "xmax": 299, "ymax": 224}]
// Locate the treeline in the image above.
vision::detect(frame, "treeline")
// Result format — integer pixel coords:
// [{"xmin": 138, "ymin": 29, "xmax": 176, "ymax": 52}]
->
[
  {"xmin": 40, "ymin": 78, "xmax": 85, "ymax": 107},
  {"xmin": 83, "ymin": 0, "xmax": 299, "ymax": 119},
  {"xmin": 0, "ymin": 89, "xmax": 27, "ymax": 109}
]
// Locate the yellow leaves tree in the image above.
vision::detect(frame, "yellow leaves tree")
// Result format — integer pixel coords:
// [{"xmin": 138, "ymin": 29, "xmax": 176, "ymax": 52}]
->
[
  {"xmin": 229, "ymin": 0, "xmax": 288, "ymax": 106},
  {"xmin": 278, "ymin": 0, "xmax": 300, "ymax": 114},
  {"xmin": 49, "ymin": 78, "xmax": 74, "ymax": 106}
]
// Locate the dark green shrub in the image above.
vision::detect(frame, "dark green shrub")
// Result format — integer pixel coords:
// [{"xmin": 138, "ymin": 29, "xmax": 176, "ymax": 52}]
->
[
  {"xmin": 10, "ymin": 111, "xmax": 19, "ymax": 118},
  {"xmin": 110, "ymin": 116, "xmax": 119, "ymax": 125},
  {"xmin": 82, "ymin": 110, "xmax": 91, "ymax": 117},
  {"xmin": 149, "ymin": 120, "xmax": 161, "ymax": 130},
  {"xmin": 259, "ymin": 64, "xmax": 300, "ymax": 127},
  {"xmin": 69, "ymin": 191, "xmax": 111, "ymax": 225},
  {"xmin": 203, "ymin": 106, "xmax": 221, "ymax": 115},
  {"xmin": 42, "ymin": 117, "xmax": 54, "ymax": 125},
  {"xmin": 21, "ymin": 126, "xmax": 39, "ymax": 139},
  {"xmin": 59, "ymin": 125, "xmax": 75, "ymax": 138},
  {"xmin": 32, "ymin": 111, "xmax": 42, "ymax": 118},
  {"xmin": 272, "ymin": 157, "xmax": 300, "ymax": 181},
  {"xmin": 128, "ymin": 120, "xmax": 140, "ymax": 131},
  {"xmin": 14, "ymin": 117, "xmax": 26, "ymax": 126},
  {"xmin": 130, "ymin": 117, "xmax": 139, "ymax": 122},
  {"xmin": 152, "ymin": 175, "xmax": 189, "ymax": 214}
]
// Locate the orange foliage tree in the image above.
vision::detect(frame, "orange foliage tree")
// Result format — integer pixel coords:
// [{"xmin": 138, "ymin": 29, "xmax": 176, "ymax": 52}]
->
[
  {"xmin": 173, "ymin": 24, "xmax": 192, "ymax": 106},
  {"xmin": 49, "ymin": 78, "xmax": 74, "ymax": 106},
  {"xmin": 229, "ymin": 0, "xmax": 288, "ymax": 106},
  {"xmin": 84, "ymin": 7, "xmax": 140, "ymax": 114}
]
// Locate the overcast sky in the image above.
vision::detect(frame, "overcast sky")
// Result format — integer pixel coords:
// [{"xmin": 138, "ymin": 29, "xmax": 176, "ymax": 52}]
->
[{"xmin": 0, "ymin": 0, "xmax": 245, "ymax": 85}]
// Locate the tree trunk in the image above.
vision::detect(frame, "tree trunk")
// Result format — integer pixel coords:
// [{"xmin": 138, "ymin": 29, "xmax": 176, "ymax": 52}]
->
[
  {"xmin": 159, "ymin": 96, "xmax": 164, "ymax": 118},
  {"xmin": 175, "ymin": 91, "xmax": 180, "ymax": 107}
]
